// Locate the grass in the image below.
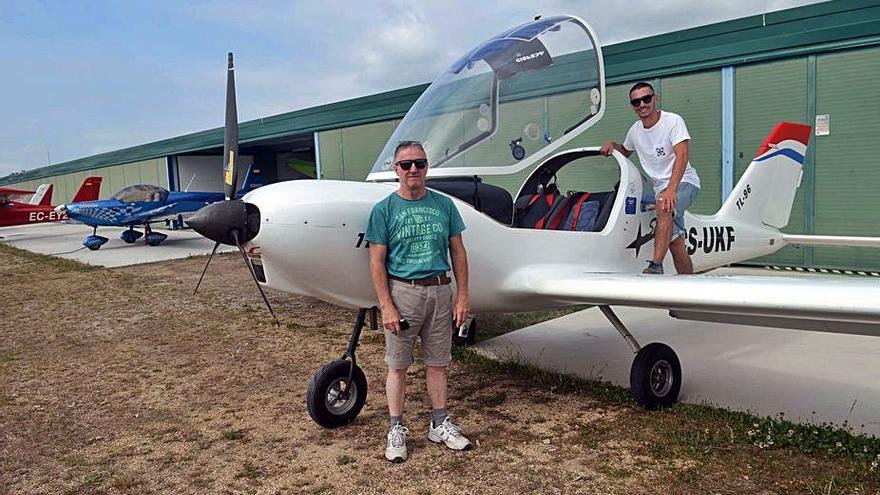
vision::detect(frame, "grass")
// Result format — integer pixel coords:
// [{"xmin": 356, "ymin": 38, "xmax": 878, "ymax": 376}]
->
[
  {"xmin": 234, "ymin": 462, "xmax": 263, "ymax": 480},
  {"xmin": 452, "ymin": 345, "xmax": 631, "ymax": 404},
  {"xmin": 475, "ymin": 307, "xmax": 589, "ymax": 341},
  {"xmin": 453, "ymin": 324, "xmax": 880, "ymax": 483},
  {"xmin": 0, "ymin": 243, "xmax": 98, "ymax": 272},
  {"xmin": 221, "ymin": 429, "xmax": 245, "ymax": 441}
]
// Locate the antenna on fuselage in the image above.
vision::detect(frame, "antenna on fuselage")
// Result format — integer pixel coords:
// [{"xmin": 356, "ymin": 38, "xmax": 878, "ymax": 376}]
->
[{"xmin": 184, "ymin": 173, "xmax": 197, "ymax": 192}]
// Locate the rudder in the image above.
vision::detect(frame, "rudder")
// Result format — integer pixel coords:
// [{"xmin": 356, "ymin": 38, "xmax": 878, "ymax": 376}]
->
[
  {"xmin": 30, "ymin": 184, "xmax": 53, "ymax": 205},
  {"xmin": 72, "ymin": 177, "xmax": 103, "ymax": 202}
]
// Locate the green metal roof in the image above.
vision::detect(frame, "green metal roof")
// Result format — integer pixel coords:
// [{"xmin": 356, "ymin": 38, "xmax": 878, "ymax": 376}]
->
[{"xmin": 4, "ymin": 0, "xmax": 879, "ymax": 185}]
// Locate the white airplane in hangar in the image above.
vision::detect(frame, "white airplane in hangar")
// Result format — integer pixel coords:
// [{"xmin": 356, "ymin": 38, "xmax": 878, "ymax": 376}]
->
[{"xmin": 188, "ymin": 16, "xmax": 880, "ymax": 428}]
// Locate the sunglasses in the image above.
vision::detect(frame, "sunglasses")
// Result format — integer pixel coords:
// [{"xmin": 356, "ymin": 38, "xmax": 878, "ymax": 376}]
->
[
  {"xmin": 630, "ymin": 94, "xmax": 655, "ymax": 107},
  {"xmin": 396, "ymin": 159, "xmax": 428, "ymax": 171}
]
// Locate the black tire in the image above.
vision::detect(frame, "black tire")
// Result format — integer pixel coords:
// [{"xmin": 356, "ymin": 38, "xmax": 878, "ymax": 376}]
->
[
  {"xmin": 452, "ymin": 317, "xmax": 476, "ymax": 346},
  {"xmin": 306, "ymin": 359, "xmax": 367, "ymax": 428},
  {"xmin": 630, "ymin": 342, "xmax": 681, "ymax": 410}
]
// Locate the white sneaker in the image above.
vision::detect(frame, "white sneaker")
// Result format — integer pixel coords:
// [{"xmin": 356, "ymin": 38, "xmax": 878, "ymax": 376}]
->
[
  {"xmin": 385, "ymin": 424, "xmax": 408, "ymax": 462},
  {"xmin": 427, "ymin": 417, "xmax": 472, "ymax": 450}
]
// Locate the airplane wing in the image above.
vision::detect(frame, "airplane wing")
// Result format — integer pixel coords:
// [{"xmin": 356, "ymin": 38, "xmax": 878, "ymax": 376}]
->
[
  {"xmin": 0, "ymin": 187, "xmax": 35, "ymax": 202},
  {"xmin": 515, "ymin": 268, "xmax": 880, "ymax": 336}
]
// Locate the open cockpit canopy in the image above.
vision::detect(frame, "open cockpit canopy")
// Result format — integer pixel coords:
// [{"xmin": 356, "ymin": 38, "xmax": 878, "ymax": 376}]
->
[
  {"xmin": 368, "ymin": 15, "xmax": 604, "ymax": 181},
  {"xmin": 112, "ymin": 184, "xmax": 169, "ymax": 203}
]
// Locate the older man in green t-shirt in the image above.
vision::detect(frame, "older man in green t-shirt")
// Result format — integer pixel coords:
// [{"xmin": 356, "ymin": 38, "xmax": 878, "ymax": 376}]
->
[{"xmin": 365, "ymin": 140, "xmax": 471, "ymax": 463}]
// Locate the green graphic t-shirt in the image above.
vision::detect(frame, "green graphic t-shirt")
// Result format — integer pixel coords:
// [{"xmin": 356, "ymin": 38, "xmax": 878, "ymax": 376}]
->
[{"xmin": 365, "ymin": 190, "xmax": 466, "ymax": 279}]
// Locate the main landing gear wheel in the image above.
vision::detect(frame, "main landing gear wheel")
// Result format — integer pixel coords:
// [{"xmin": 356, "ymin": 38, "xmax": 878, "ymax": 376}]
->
[
  {"xmin": 629, "ymin": 342, "xmax": 681, "ymax": 410},
  {"xmin": 452, "ymin": 317, "xmax": 476, "ymax": 346},
  {"xmin": 306, "ymin": 359, "xmax": 368, "ymax": 428},
  {"xmin": 598, "ymin": 306, "xmax": 682, "ymax": 411}
]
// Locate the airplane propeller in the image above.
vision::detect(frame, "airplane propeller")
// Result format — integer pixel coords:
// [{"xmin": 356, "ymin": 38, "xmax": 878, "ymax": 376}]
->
[{"xmin": 187, "ymin": 52, "xmax": 279, "ymax": 326}]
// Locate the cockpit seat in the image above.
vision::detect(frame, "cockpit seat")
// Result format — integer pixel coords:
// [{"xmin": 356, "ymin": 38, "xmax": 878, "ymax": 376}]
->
[
  {"xmin": 428, "ymin": 177, "xmax": 514, "ymax": 225},
  {"xmin": 514, "ymin": 181, "xmax": 618, "ymax": 232},
  {"xmin": 514, "ymin": 183, "xmax": 560, "ymax": 229}
]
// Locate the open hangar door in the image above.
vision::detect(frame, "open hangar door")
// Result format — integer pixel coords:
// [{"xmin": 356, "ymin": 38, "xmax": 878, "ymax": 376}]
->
[
  {"xmin": 247, "ymin": 132, "xmax": 318, "ymax": 184},
  {"xmin": 175, "ymin": 154, "xmax": 253, "ymax": 192},
  {"xmin": 172, "ymin": 132, "xmax": 316, "ymax": 192}
]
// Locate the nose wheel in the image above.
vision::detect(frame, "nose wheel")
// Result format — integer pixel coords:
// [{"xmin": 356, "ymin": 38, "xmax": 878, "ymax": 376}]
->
[
  {"xmin": 306, "ymin": 359, "xmax": 367, "ymax": 428},
  {"xmin": 599, "ymin": 306, "xmax": 682, "ymax": 410},
  {"xmin": 306, "ymin": 308, "xmax": 374, "ymax": 428}
]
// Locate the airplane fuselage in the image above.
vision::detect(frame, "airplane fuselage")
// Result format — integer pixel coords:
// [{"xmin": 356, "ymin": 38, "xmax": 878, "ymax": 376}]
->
[
  {"xmin": 0, "ymin": 201, "xmax": 69, "ymax": 227},
  {"xmin": 66, "ymin": 191, "xmax": 224, "ymax": 227},
  {"xmin": 242, "ymin": 151, "xmax": 785, "ymax": 313}
]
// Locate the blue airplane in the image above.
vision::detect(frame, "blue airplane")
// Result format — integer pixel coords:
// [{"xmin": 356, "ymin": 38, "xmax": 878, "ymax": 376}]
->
[{"xmin": 58, "ymin": 164, "xmax": 264, "ymax": 250}]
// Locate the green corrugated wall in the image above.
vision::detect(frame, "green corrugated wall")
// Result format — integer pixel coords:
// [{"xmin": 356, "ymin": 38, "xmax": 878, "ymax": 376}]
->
[
  {"xmin": 735, "ymin": 58, "xmax": 809, "ymax": 266},
  {"xmin": 659, "ymin": 71, "xmax": 722, "ymax": 215},
  {"xmin": 5, "ymin": 158, "xmax": 167, "ymax": 203},
  {"xmin": 813, "ymin": 47, "xmax": 880, "ymax": 271},
  {"xmin": 317, "ymin": 121, "xmax": 399, "ymax": 182}
]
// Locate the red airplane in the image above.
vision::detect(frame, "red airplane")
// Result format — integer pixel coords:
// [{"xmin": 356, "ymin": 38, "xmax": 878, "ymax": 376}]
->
[{"xmin": 0, "ymin": 177, "xmax": 102, "ymax": 227}]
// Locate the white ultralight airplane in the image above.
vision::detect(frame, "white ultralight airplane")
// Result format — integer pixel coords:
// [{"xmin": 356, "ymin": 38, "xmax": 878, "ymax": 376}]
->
[{"xmin": 188, "ymin": 16, "xmax": 880, "ymax": 428}]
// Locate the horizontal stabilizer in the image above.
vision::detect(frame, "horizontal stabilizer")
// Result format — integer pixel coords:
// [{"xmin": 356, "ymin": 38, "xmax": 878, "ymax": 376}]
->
[{"xmin": 782, "ymin": 234, "xmax": 880, "ymax": 249}]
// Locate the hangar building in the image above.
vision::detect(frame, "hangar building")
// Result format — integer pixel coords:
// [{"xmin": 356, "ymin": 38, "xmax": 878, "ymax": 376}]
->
[{"xmin": 2, "ymin": 0, "xmax": 879, "ymax": 271}]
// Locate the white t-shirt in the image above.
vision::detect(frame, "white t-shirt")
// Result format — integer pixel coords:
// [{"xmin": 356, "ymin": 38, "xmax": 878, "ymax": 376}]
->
[{"xmin": 623, "ymin": 111, "xmax": 701, "ymax": 193}]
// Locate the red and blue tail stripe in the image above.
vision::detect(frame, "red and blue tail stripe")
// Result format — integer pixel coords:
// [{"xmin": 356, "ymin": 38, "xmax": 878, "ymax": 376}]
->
[{"xmin": 753, "ymin": 122, "xmax": 812, "ymax": 165}]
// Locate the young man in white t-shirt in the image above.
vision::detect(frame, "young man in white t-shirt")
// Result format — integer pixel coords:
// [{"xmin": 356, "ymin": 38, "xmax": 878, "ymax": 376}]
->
[{"xmin": 600, "ymin": 82, "xmax": 701, "ymax": 274}]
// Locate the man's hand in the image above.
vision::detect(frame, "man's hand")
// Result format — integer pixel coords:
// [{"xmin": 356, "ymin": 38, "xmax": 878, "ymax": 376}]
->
[
  {"xmin": 657, "ymin": 187, "xmax": 677, "ymax": 214},
  {"xmin": 382, "ymin": 304, "xmax": 402, "ymax": 334},
  {"xmin": 599, "ymin": 141, "xmax": 617, "ymax": 156},
  {"xmin": 453, "ymin": 295, "xmax": 469, "ymax": 329}
]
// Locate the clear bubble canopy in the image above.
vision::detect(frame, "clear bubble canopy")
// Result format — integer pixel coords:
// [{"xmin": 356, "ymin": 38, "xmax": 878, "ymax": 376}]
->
[{"xmin": 367, "ymin": 15, "xmax": 605, "ymax": 181}]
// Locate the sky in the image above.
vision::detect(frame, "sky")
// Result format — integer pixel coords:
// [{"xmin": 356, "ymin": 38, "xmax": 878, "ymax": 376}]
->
[{"xmin": 0, "ymin": 0, "xmax": 826, "ymax": 177}]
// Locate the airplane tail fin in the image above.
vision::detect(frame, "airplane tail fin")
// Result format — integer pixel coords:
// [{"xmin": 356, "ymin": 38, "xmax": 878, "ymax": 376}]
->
[
  {"xmin": 30, "ymin": 184, "xmax": 53, "ymax": 205},
  {"xmin": 235, "ymin": 163, "xmax": 265, "ymax": 198},
  {"xmin": 72, "ymin": 176, "xmax": 103, "ymax": 202},
  {"xmin": 717, "ymin": 122, "xmax": 811, "ymax": 229}
]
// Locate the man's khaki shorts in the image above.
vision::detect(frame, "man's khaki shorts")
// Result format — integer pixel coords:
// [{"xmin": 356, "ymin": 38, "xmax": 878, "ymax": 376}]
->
[{"xmin": 384, "ymin": 279, "xmax": 453, "ymax": 369}]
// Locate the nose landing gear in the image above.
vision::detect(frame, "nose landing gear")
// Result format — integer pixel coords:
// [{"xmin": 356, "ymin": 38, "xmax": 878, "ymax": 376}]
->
[{"xmin": 306, "ymin": 308, "xmax": 375, "ymax": 428}]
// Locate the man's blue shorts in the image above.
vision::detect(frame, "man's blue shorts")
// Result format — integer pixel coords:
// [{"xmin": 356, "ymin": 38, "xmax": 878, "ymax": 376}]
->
[{"xmin": 669, "ymin": 182, "xmax": 700, "ymax": 240}]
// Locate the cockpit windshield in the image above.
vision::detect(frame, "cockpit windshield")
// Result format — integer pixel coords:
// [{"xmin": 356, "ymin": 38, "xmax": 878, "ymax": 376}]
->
[
  {"xmin": 368, "ymin": 15, "xmax": 604, "ymax": 181},
  {"xmin": 112, "ymin": 184, "xmax": 169, "ymax": 203}
]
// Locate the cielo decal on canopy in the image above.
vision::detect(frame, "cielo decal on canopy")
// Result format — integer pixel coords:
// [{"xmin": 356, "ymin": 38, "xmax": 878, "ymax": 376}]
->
[{"xmin": 515, "ymin": 50, "xmax": 545, "ymax": 63}]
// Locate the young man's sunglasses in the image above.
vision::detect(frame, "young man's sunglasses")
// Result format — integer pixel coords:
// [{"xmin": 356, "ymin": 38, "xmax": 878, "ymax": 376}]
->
[
  {"xmin": 630, "ymin": 94, "xmax": 655, "ymax": 107},
  {"xmin": 396, "ymin": 159, "xmax": 428, "ymax": 171}
]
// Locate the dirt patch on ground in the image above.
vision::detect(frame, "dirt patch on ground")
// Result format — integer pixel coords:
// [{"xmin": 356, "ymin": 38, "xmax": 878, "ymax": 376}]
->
[{"xmin": 1, "ymin": 246, "xmax": 878, "ymax": 494}]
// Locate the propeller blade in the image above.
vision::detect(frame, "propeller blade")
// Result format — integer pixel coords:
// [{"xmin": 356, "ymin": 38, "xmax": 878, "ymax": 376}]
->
[
  {"xmin": 193, "ymin": 241, "xmax": 221, "ymax": 294},
  {"xmin": 232, "ymin": 229, "xmax": 280, "ymax": 327},
  {"xmin": 223, "ymin": 52, "xmax": 239, "ymax": 200}
]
